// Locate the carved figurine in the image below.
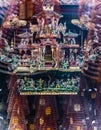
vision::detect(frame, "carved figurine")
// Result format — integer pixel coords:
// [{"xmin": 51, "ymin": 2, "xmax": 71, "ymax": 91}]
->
[{"xmin": 0, "ymin": 30, "xmax": 10, "ymax": 52}]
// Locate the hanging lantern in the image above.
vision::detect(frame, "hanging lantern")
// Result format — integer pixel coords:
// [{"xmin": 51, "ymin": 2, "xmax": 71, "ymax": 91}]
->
[
  {"xmin": 12, "ymin": 116, "xmax": 18, "ymax": 124},
  {"xmin": 74, "ymin": 104, "xmax": 81, "ymax": 112},
  {"xmin": 70, "ymin": 117, "xmax": 73, "ymax": 124},
  {"xmin": 39, "ymin": 118, "xmax": 44, "ymax": 125},
  {"xmin": 45, "ymin": 107, "xmax": 52, "ymax": 115},
  {"xmin": 29, "ymin": 124, "xmax": 35, "ymax": 130},
  {"xmin": 15, "ymin": 128, "xmax": 20, "ymax": 130},
  {"xmin": 77, "ymin": 126, "xmax": 80, "ymax": 130},
  {"xmin": 39, "ymin": 99, "xmax": 45, "ymax": 106}
]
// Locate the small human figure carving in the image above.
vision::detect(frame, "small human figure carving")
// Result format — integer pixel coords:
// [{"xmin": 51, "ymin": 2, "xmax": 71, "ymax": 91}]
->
[{"xmin": 0, "ymin": 30, "xmax": 10, "ymax": 52}]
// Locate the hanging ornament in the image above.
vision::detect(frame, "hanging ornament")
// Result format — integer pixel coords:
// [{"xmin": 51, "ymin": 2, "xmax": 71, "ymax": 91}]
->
[
  {"xmin": 74, "ymin": 104, "xmax": 81, "ymax": 112},
  {"xmin": 77, "ymin": 126, "xmax": 81, "ymax": 130},
  {"xmin": 39, "ymin": 98, "xmax": 45, "ymax": 106},
  {"xmin": 12, "ymin": 116, "xmax": 18, "ymax": 125},
  {"xmin": 15, "ymin": 128, "xmax": 20, "ymax": 130},
  {"xmin": 45, "ymin": 106, "xmax": 52, "ymax": 115},
  {"xmin": 29, "ymin": 124, "xmax": 35, "ymax": 130},
  {"xmin": 70, "ymin": 117, "xmax": 73, "ymax": 124},
  {"xmin": 39, "ymin": 118, "xmax": 44, "ymax": 125}
]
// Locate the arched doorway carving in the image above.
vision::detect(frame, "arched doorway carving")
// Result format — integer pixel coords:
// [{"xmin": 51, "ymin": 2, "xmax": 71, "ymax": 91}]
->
[{"xmin": 44, "ymin": 45, "xmax": 52, "ymax": 61}]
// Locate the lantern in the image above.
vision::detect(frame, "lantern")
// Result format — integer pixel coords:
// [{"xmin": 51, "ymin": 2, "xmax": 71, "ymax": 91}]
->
[
  {"xmin": 70, "ymin": 117, "xmax": 73, "ymax": 124},
  {"xmin": 12, "ymin": 117, "xmax": 18, "ymax": 124},
  {"xmin": 77, "ymin": 126, "xmax": 80, "ymax": 130},
  {"xmin": 29, "ymin": 124, "xmax": 35, "ymax": 130},
  {"xmin": 39, "ymin": 118, "xmax": 44, "ymax": 125},
  {"xmin": 39, "ymin": 99, "xmax": 45, "ymax": 106},
  {"xmin": 15, "ymin": 128, "xmax": 20, "ymax": 130},
  {"xmin": 74, "ymin": 104, "xmax": 81, "ymax": 112},
  {"xmin": 45, "ymin": 107, "xmax": 51, "ymax": 115}
]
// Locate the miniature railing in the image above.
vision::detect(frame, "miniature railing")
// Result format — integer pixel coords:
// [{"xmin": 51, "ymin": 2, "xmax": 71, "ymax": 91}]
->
[{"xmin": 17, "ymin": 72, "xmax": 80, "ymax": 95}]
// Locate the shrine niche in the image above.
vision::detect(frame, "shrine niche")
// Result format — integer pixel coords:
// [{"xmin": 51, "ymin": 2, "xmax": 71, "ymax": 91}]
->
[
  {"xmin": 44, "ymin": 45, "xmax": 52, "ymax": 61},
  {"xmin": 1, "ymin": 0, "xmax": 101, "ymax": 130}
]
